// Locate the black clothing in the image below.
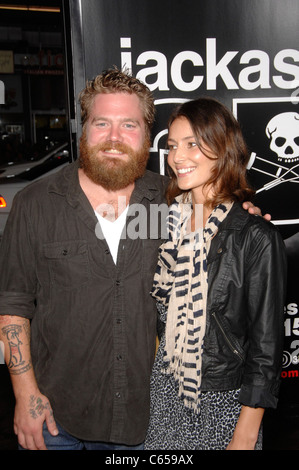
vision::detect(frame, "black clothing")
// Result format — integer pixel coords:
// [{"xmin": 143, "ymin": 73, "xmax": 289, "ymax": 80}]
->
[
  {"xmin": 145, "ymin": 203, "xmax": 286, "ymax": 450},
  {"xmin": 0, "ymin": 161, "xmax": 168, "ymax": 444},
  {"xmin": 157, "ymin": 203, "xmax": 287, "ymax": 407},
  {"xmin": 203, "ymin": 203, "xmax": 286, "ymax": 407}
]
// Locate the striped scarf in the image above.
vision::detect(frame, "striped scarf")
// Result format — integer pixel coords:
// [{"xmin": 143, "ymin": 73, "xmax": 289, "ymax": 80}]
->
[{"xmin": 151, "ymin": 194, "xmax": 233, "ymax": 413}]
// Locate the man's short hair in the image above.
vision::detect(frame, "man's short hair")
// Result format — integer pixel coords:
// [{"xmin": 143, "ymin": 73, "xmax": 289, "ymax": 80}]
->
[{"xmin": 79, "ymin": 67, "xmax": 155, "ymax": 137}]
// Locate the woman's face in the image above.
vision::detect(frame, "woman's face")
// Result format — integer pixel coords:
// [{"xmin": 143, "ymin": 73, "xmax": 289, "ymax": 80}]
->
[{"xmin": 167, "ymin": 116, "xmax": 216, "ymax": 203}]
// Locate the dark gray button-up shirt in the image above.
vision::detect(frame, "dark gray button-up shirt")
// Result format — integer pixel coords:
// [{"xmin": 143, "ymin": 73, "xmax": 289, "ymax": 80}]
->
[{"xmin": 0, "ymin": 161, "xmax": 168, "ymax": 444}]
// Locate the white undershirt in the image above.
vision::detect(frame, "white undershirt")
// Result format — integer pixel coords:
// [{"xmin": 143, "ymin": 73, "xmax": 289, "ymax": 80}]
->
[{"xmin": 94, "ymin": 206, "xmax": 129, "ymax": 264}]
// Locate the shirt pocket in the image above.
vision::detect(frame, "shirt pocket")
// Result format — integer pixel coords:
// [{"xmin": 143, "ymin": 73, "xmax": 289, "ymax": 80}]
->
[{"xmin": 43, "ymin": 240, "xmax": 90, "ymax": 289}]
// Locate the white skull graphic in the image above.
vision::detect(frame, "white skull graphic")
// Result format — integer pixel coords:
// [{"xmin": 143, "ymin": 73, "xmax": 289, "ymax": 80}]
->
[{"xmin": 266, "ymin": 112, "xmax": 299, "ymax": 162}]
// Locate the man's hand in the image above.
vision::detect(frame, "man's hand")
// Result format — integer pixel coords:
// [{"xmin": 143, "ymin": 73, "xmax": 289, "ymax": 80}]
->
[
  {"xmin": 14, "ymin": 391, "xmax": 58, "ymax": 450},
  {"xmin": 0, "ymin": 316, "xmax": 58, "ymax": 450},
  {"xmin": 242, "ymin": 201, "xmax": 271, "ymax": 221}
]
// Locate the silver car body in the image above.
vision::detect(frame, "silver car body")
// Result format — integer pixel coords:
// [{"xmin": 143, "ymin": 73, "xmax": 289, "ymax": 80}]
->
[{"xmin": 0, "ymin": 142, "xmax": 70, "ymax": 237}]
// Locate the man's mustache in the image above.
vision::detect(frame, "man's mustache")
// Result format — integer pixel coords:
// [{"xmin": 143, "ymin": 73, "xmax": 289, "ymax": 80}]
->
[{"xmin": 90, "ymin": 141, "xmax": 133, "ymax": 155}]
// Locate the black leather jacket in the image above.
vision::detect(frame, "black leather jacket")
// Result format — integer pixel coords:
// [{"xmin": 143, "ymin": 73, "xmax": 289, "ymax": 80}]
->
[{"xmin": 200, "ymin": 202, "xmax": 287, "ymax": 409}]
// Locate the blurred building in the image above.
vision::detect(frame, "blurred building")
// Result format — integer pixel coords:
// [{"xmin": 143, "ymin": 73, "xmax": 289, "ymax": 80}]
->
[{"xmin": 0, "ymin": 1, "xmax": 70, "ymax": 164}]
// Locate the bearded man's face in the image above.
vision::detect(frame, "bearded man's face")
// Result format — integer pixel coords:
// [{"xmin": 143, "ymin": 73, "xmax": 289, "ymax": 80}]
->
[
  {"xmin": 79, "ymin": 132, "xmax": 150, "ymax": 190},
  {"xmin": 79, "ymin": 92, "xmax": 150, "ymax": 190}
]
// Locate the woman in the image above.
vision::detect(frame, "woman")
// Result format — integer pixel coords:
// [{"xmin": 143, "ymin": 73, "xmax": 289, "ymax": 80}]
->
[{"xmin": 144, "ymin": 98, "xmax": 287, "ymax": 450}]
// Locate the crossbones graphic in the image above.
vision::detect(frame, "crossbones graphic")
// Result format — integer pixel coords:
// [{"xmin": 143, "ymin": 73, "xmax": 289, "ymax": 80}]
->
[{"xmin": 247, "ymin": 112, "xmax": 299, "ymax": 194}]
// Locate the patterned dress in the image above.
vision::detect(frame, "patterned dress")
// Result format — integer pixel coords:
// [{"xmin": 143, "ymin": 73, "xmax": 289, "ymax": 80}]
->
[{"xmin": 144, "ymin": 307, "xmax": 263, "ymax": 450}]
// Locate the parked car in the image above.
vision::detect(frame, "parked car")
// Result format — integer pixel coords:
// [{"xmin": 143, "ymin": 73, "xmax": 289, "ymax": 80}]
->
[{"xmin": 0, "ymin": 142, "xmax": 70, "ymax": 237}]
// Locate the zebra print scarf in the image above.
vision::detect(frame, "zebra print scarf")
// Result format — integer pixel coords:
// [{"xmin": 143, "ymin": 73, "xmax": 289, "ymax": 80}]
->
[{"xmin": 151, "ymin": 194, "xmax": 233, "ymax": 413}]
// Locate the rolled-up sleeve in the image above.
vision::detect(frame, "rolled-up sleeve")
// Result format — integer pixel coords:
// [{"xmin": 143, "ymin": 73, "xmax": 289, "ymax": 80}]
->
[{"xmin": 0, "ymin": 191, "xmax": 37, "ymax": 319}]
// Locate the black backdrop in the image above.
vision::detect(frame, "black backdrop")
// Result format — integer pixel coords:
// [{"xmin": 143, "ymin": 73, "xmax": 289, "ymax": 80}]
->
[{"xmin": 65, "ymin": 0, "xmax": 299, "ymax": 449}]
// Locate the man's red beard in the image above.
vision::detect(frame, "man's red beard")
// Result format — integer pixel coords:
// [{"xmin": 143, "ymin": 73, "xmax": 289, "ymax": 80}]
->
[{"xmin": 79, "ymin": 133, "xmax": 150, "ymax": 191}]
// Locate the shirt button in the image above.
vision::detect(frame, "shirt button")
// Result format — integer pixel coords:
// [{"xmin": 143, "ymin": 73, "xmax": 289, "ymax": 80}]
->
[
  {"xmin": 116, "ymin": 355, "xmax": 122, "ymax": 361},
  {"xmin": 116, "ymin": 280, "xmax": 120, "ymax": 286},
  {"xmin": 116, "ymin": 319, "xmax": 122, "ymax": 325},
  {"xmin": 62, "ymin": 249, "xmax": 68, "ymax": 256},
  {"xmin": 217, "ymin": 248, "xmax": 223, "ymax": 254},
  {"xmin": 115, "ymin": 392, "xmax": 121, "ymax": 398}
]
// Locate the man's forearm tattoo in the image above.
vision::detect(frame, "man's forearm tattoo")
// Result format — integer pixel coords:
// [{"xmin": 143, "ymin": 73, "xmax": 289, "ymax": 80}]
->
[{"xmin": 1, "ymin": 322, "xmax": 32, "ymax": 375}]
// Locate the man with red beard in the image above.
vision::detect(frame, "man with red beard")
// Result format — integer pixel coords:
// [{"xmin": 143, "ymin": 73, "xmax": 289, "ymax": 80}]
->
[{"xmin": 0, "ymin": 68, "xmax": 265, "ymax": 450}]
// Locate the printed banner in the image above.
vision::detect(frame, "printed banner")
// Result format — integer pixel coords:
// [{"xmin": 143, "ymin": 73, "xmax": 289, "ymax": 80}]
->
[{"xmin": 68, "ymin": 0, "xmax": 299, "ymax": 431}]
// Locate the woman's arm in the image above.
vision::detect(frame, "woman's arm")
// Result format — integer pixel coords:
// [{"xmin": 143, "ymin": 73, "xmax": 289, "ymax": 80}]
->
[
  {"xmin": 0, "ymin": 315, "xmax": 58, "ymax": 450},
  {"xmin": 238, "ymin": 225, "xmax": 286, "ymax": 409},
  {"xmin": 228, "ymin": 224, "xmax": 286, "ymax": 450},
  {"xmin": 226, "ymin": 406, "xmax": 264, "ymax": 450}
]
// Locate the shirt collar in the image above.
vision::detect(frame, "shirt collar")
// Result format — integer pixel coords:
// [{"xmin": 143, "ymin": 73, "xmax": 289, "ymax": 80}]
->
[{"xmin": 48, "ymin": 160, "xmax": 165, "ymax": 207}]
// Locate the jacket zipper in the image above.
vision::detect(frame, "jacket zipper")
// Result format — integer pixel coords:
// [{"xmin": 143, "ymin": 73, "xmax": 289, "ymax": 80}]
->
[{"xmin": 211, "ymin": 311, "xmax": 244, "ymax": 362}]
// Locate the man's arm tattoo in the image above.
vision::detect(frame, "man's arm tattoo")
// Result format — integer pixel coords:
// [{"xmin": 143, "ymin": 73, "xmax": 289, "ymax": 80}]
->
[{"xmin": 1, "ymin": 322, "xmax": 32, "ymax": 375}]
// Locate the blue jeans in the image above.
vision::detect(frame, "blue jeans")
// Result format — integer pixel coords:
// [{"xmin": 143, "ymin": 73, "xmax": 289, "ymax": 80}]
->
[{"xmin": 20, "ymin": 421, "xmax": 144, "ymax": 450}]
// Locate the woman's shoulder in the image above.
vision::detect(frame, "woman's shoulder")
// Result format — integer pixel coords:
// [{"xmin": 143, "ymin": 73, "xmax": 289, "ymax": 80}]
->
[
  {"xmin": 228, "ymin": 201, "xmax": 278, "ymax": 230},
  {"xmin": 223, "ymin": 202, "xmax": 284, "ymax": 248}
]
